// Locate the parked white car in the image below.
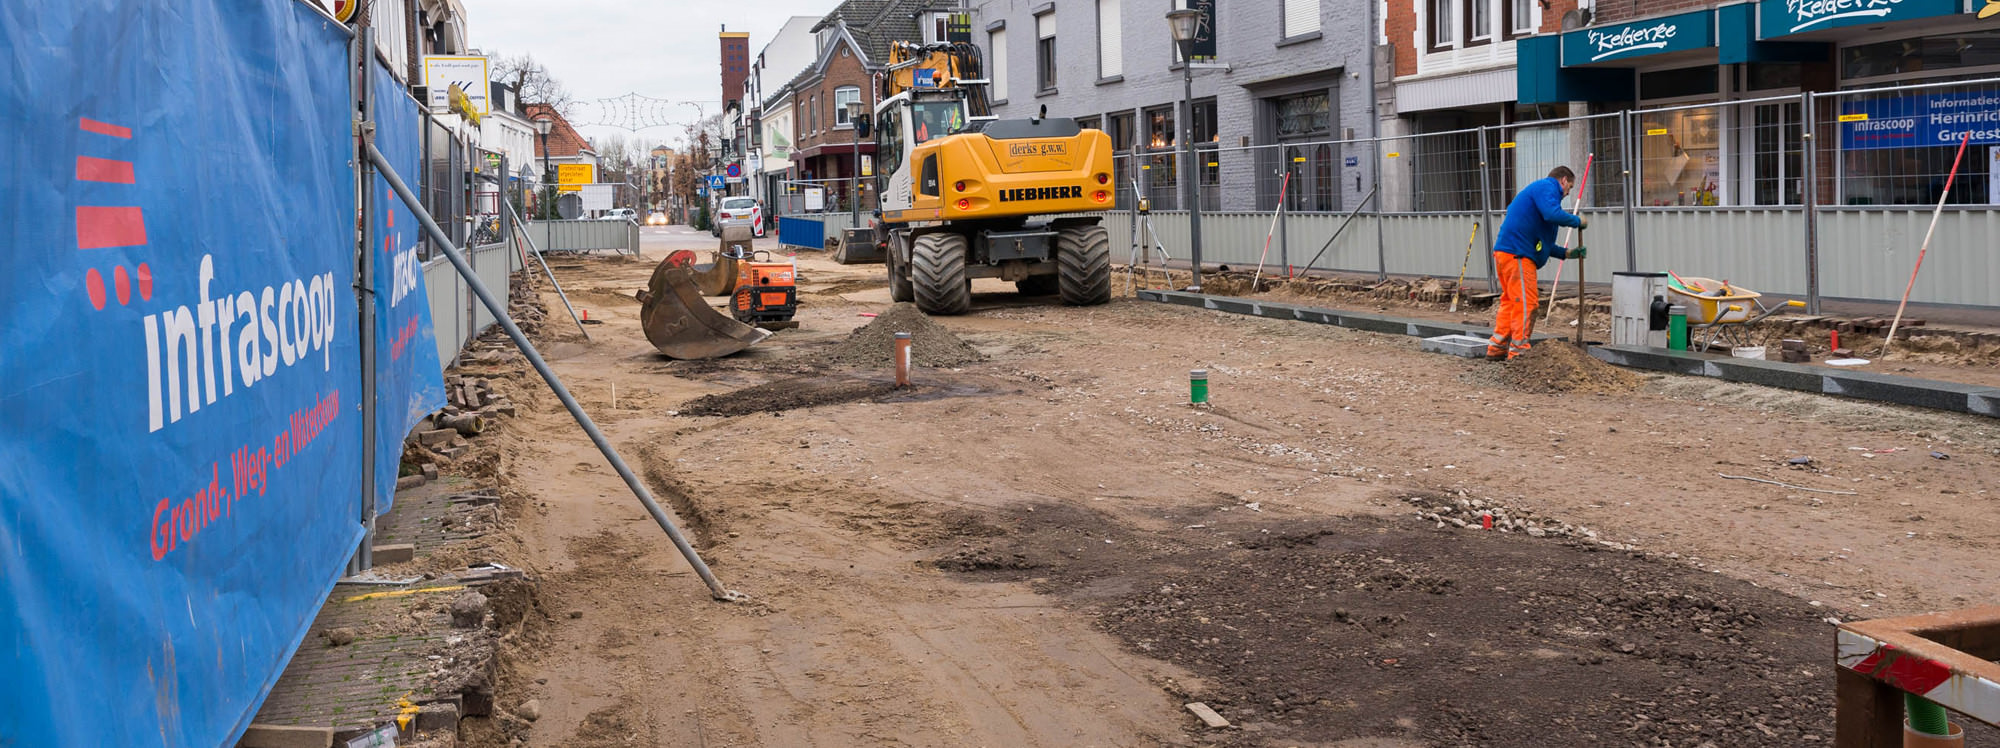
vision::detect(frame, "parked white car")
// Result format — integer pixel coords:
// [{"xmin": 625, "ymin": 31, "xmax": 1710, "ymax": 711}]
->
[
  {"xmin": 600, "ymin": 208, "xmax": 637, "ymax": 222},
  {"xmin": 710, "ymin": 197, "xmax": 764, "ymax": 238}
]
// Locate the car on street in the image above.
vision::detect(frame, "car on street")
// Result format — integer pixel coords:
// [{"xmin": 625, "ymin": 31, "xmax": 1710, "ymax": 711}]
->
[
  {"xmin": 646, "ymin": 212, "xmax": 668, "ymax": 226},
  {"xmin": 711, "ymin": 197, "xmax": 764, "ymax": 238},
  {"xmin": 600, "ymin": 208, "xmax": 637, "ymax": 222}
]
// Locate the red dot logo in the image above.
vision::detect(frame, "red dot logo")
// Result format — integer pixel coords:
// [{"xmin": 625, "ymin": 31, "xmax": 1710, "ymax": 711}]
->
[
  {"xmin": 85, "ymin": 268, "xmax": 106, "ymax": 310},
  {"xmin": 136, "ymin": 263, "xmax": 153, "ymax": 300},
  {"xmin": 114, "ymin": 265, "xmax": 131, "ymax": 305}
]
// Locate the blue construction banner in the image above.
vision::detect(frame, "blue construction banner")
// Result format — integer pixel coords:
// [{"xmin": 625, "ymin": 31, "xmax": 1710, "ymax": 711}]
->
[
  {"xmin": 369, "ymin": 61, "xmax": 448, "ymax": 513},
  {"xmin": 1841, "ymin": 90, "xmax": 2000, "ymax": 151},
  {"xmin": 0, "ymin": 2, "xmax": 363, "ymax": 746}
]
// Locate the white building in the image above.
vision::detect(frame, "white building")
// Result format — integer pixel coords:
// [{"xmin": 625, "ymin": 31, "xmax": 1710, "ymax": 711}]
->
[{"xmin": 746, "ymin": 15, "xmax": 823, "ymax": 209}]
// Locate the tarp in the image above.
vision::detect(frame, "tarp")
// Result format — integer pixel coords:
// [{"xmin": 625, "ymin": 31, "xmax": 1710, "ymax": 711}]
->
[
  {"xmin": 0, "ymin": 2, "xmax": 364, "ymax": 746},
  {"xmin": 368, "ymin": 61, "xmax": 448, "ymax": 513}
]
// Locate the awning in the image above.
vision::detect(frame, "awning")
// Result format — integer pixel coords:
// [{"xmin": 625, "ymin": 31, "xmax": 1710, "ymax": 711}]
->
[
  {"xmin": 1518, "ymin": 35, "xmax": 1635, "ymax": 104},
  {"xmin": 1395, "ymin": 68, "xmax": 1518, "ymax": 113},
  {"xmin": 1757, "ymin": 0, "xmax": 1966, "ymax": 39},
  {"xmin": 1719, "ymin": 3, "xmax": 1829, "ymax": 64},
  {"xmin": 1561, "ymin": 9, "xmax": 1716, "ymax": 67}
]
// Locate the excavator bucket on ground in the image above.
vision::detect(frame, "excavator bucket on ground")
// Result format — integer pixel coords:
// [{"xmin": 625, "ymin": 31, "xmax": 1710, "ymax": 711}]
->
[
  {"xmin": 690, "ymin": 226, "xmax": 753, "ymax": 297},
  {"xmin": 637, "ymin": 258, "xmax": 770, "ymax": 360}
]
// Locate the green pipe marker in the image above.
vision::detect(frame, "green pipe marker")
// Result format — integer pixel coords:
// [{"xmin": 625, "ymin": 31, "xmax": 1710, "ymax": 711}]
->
[
  {"xmin": 1668, "ymin": 305, "xmax": 1689, "ymax": 351},
  {"xmin": 1190, "ymin": 369, "xmax": 1209, "ymax": 404}
]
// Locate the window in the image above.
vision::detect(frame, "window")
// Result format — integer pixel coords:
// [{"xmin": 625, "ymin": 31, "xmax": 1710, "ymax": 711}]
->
[
  {"xmin": 1284, "ymin": 0, "xmax": 1319, "ymax": 39},
  {"xmin": 1036, "ymin": 12, "xmax": 1057, "ymax": 91},
  {"xmin": 1429, "ymin": 0, "xmax": 1455, "ymax": 49},
  {"xmin": 1109, "ymin": 112, "xmax": 1135, "ymax": 150},
  {"xmin": 912, "ymin": 101, "xmax": 963, "ymax": 144},
  {"xmin": 1191, "ymin": 100, "xmax": 1216, "ymax": 144},
  {"xmin": 1470, "ymin": 0, "xmax": 1492, "ymax": 42},
  {"xmin": 1510, "ymin": 0, "xmax": 1534, "ymax": 34},
  {"xmin": 833, "ymin": 86, "xmax": 860, "ymax": 127},
  {"xmin": 1274, "ymin": 92, "xmax": 1330, "ymax": 137},
  {"xmin": 875, "ymin": 109, "xmax": 901, "ymax": 184},
  {"xmin": 1145, "ymin": 106, "xmax": 1175, "ymax": 149},
  {"xmin": 1097, "ymin": 0, "xmax": 1122, "ymax": 78},
  {"xmin": 1841, "ymin": 32, "xmax": 2000, "ymax": 81},
  {"xmin": 1076, "ymin": 115, "xmax": 1101, "ymax": 132},
  {"xmin": 990, "ymin": 29, "xmax": 1009, "ymax": 100},
  {"xmin": 809, "ymin": 93, "xmax": 818, "ymax": 133}
]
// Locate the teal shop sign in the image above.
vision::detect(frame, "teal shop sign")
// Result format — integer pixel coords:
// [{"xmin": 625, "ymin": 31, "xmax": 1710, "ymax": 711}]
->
[
  {"xmin": 1759, "ymin": 0, "xmax": 1963, "ymax": 38},
  {"xmin": 1563, "ymin": 10, "xmax": 1716, "ymax": 65}
]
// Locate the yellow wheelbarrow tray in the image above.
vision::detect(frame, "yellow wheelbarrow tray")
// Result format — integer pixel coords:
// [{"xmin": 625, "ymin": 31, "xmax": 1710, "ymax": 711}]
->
[{"xmin": 1666, "ymin": 275, "xmax": 1808, "ymax": 352}]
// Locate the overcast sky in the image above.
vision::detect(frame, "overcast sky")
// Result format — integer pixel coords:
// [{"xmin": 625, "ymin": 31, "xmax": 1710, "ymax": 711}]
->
[{"xmin": 467, "ymin": 0, "xmax": 834, "ymax": 149}]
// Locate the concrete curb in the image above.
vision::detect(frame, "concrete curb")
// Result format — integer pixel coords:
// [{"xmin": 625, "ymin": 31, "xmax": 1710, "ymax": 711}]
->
[{"xmin": 1135, "ymin": 290, "xmax": 2000, "ymax": 419}]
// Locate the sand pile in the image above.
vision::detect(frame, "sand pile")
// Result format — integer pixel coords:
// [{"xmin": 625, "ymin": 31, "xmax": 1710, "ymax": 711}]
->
[
  {"xmin": 815, "ymin": 303, "xmax": 984, "ymax": 368},
  {"xmin": 1498, "ymin": 343, "xmax": 1640, "ymax": 394}
]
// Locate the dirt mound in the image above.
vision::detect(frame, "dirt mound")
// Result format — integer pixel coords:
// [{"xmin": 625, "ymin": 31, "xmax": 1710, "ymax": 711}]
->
[
  {"xmin": 676, "ymin": 376, "xmax": 898, "ymax": 417},
  {"xmin": 1498, "ymin": 342, "xmax": 1639, "ymax": 394},
  {"xmin": 814, "ymin": 303, "xmax": 984, "ymax": 368}
]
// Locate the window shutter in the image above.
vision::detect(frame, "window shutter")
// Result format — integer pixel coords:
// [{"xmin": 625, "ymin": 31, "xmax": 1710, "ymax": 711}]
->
[
  {"xmin": 990, "ymin": 30, "xmax": 1008, "ymax": 100},
  {"xmin": 1285, "ymin": 0, "xmax": 1320, "ymax": 37},
  {"xmin": 1098, "ymin": 0, "xmax": 1121, "ymax": 78},
  {"xmin": 1037, "ymin": 12, "xmax": 1055, "ymax": 38}
]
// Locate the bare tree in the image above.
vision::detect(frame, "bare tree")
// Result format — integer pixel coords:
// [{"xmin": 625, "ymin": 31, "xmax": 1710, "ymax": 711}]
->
[{"xmin": 491, "ymin": 52, "xmax": 575, "ymax": 116}]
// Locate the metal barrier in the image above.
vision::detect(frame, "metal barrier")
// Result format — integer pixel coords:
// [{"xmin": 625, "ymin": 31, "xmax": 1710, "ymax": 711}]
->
[
  {"xmin": 421, "ymin": 238, "xmax": 524, "ymax": 367},
  {"xmin": 778, "ymin": 215, "xmax": 823, "ymax": 249},
  {"xmin": 523, "ymin": 219, "xmax": 639, "ymax": 255},
  {"xmin": 1102, "ymin": 75, "xmax": 2000, "ymax": 309}
]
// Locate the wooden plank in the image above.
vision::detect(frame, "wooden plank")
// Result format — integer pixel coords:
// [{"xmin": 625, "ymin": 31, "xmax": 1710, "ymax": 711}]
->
[
  {"xmin": 1184, "ymin": 702, "xmax": 1231, "ymax": 729},
  {"xmin": 1835, "ymin": 665, "xmax": 1904, "ymax": 748}
]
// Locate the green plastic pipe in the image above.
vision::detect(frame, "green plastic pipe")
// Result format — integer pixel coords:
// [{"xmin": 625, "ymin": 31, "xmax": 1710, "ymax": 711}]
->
[{"xmin": 1907, "ymin": 693, "xmax": 1950, "ymax": 736}]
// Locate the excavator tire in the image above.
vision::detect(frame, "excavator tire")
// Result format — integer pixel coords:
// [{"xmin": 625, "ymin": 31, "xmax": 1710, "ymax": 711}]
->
[
  {"xmin": 888, "ymin": 243, "xmax": 915, "ymax": 303},
  {"xmin": 1015, "ymin": 275, "xmax": 1059, "ymax": 296},
  {"xmin": 911, "ymin": 232, "xmax": 970, "ymax": 315},
  {"xmin": 1056, "ymin": 224, "xmax": 1111, "ymax": 306}
]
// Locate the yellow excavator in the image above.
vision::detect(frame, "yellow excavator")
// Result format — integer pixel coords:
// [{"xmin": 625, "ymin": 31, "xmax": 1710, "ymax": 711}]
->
[{"xmin": 842, "ymin": 41, "xmax": 1115, "ymax": 315}]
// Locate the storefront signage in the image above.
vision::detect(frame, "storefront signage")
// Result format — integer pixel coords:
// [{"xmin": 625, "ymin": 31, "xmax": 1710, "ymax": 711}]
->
[
  {"xmin": 1758, "ymin": 0, "xmax": 1964, "ymax": 38},
  {"xmin": 1839, "ymin": 91, "xmax": 2000, "ymax": 151},
  {"xmin": 1563, "ymin": 11, "xmax": 1715, "ymax": 65}
]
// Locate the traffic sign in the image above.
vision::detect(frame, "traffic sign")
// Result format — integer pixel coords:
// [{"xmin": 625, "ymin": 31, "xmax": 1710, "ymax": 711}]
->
[
  {"xmin": 706, "ymin": 175, "xmax": 726, "ymax": 190},
  {"xmin": 724, "ymin": 163, "xmax": 742, "ymax": 178}
]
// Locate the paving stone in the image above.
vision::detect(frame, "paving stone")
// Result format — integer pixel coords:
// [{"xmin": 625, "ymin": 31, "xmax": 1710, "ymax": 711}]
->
[
  {"xmin": 1587, "ymin": 345, "xmax": 1720, "ymax": 377},
  {"xmin": 238, "ymin": 725, "xmax": 334, "ymax": 748},
  {"xmin": 1706, "ymin": 357, "xmax": 1827, "ymax": 393},
  {"xmin": 1420, "ymin": 334, "xmax": 1492, "ymax": 359},
  {"xmin": 371, "ymin": 543, "xmax": 416, "ymax": 565},
  {"xmin": 1822, "ymin": 370, "xmax": 1989, "ymax": 413}
]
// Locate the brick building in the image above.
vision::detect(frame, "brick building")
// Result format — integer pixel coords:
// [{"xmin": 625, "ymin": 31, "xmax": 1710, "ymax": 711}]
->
[
  {"xmin": 972, "ymin": 0, "xmax": 1380, "ymax": 214},
  {"xmin": 721, "ymin": 29, "xmax": 750, "ymax": 113}
]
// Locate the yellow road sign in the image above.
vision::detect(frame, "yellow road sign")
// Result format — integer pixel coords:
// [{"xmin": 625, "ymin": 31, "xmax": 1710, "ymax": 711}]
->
[{"xmin": 558, "ymin": 163, "xmax": 595, "ymax": 193}]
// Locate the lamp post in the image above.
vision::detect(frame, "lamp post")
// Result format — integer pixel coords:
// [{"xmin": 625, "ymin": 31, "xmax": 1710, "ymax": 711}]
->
[
  {"xmin": 846, "ymin": 99, "xmax": 867, "ymax": 225},
  {"xmin": 1166, "ymin": 8, "xmax": 1204, "ymax": 292},
  {"xmin": 532, "ymin": 114, "xmax": 554, "ymax": 219}
]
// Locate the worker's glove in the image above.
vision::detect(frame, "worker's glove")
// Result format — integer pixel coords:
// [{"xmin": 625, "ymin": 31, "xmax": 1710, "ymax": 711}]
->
[
  {"xmin": 1578, "ymin": 217, "xmax": 1590, "ymax": 230},
  {"xmin": 1567, "ymin": 246, "xmax": 1588, "ymax": 260}
]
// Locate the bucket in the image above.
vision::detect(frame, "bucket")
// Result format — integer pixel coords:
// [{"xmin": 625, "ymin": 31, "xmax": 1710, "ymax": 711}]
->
[
  {"xmin": 1189, "ymin": 369, "xmax": 1209, "ymax": 404},
  {"xmin": 1731, "ymin": 346, "xmax": 1766, "ymax": 360}
]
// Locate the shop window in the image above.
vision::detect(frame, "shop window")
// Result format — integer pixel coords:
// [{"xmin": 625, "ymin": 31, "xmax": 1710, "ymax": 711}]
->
[
  {"xmin": 1636, "ymin": 106, "xmax": 1721, "ymax": 206},
  {"xmin": 1109, "ymin": 111, "xmax": 1135, "ymax": 151},
  {"xmin": 1146, "ymin": 106, "xmax": 1175, "ymax": 149},
  {"xmin": 1751, "ymin": 102, "xmax": 1803, "ymax": 206},
  {"xmin": 1274, "ymin": 91, "xmax": 1330, "ymax": 138},
  {"xmin": 1842, "ymin": 32, "xmax": 2000, "ymax": 82},
  {"xmin": 1639, "ymin": 66, "xmax": 1719, "ymax": 100}
]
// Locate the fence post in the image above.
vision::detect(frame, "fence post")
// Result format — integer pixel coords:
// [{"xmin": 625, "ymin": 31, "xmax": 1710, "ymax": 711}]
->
[
  {"xmin": 1802, "ymin": 91, "xmax": 1821, "ymax": 314},
  {"xmin": 1278, "ymin": 164, "xmax": 1289, "ymax": 274},
  {"xmin": 1620, "ymin": 110, "xmax": 1639, "ymax": 272},
  {"xmin": 1477, "ymin": 125, "xmax": 1495, "ymax": 290},
  {"xmin": 1375, "ymin": 138, "xmax": 1388, "ymax": 281},
  {"xmin": 351, "ymin": 27, "xmax": 379, "ymax": 574}
]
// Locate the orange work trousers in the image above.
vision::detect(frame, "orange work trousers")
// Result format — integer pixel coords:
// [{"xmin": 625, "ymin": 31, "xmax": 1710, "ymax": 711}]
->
[{"xmin": 1487, "ymin": 251, "xmax": 1539, "ymax": 359}]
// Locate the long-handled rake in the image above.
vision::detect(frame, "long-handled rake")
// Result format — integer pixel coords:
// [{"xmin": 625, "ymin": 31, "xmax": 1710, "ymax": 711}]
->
[{"xmin": 1449, "ymin": 222, "xmax": 1480, "ymax": 313}]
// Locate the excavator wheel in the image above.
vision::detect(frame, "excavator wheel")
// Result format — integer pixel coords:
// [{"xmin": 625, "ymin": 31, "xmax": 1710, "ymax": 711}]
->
[
  {"xmin": 911, "ymin": 232, "xmax": 970, "ymax": 315},
  {"xmin": 1055, "ymin": 224, "xmax": 1112, "ymax": 306},
  {"xmin": 887, "ymin": 248, "xmax": 915, "ymax": 303}
]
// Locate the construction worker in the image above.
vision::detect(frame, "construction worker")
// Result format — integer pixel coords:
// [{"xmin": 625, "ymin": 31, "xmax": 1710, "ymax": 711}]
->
[{"xmin": 1487, "ymin": 166, "xmax": 1588, "ymax": 360}]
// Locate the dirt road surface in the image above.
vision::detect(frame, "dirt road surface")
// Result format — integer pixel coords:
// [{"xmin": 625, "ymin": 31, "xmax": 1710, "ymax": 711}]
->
[{"xmin": 467, "ymin": 224, "xmax": 2000, "ymax": 747}]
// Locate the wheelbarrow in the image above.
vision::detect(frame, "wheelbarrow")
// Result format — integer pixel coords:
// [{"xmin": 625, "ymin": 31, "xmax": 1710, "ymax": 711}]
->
[{"xmin": 1666, "ymin": 274, "xmax": 1806, "ymax": 353}]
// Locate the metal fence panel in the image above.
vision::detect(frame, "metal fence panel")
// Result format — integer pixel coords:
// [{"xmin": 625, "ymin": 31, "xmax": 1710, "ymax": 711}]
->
[
  {"xmin": 1633, "ymin": 208, "xmax": 1808, "ymax": 297},
  {"xmin": 1818, "ymin": 209, "xmax": 2000, "ymax": 306},
  {"xmin": 525, "ymin": 219, "xmax": 638, "ymax": 254}
]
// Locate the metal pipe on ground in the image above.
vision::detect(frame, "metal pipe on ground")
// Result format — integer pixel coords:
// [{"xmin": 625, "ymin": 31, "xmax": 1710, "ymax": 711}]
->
[
  {"xmin": 504, "ymin": 199, "xmax": 591, "ymax": 340},
  {"xmin": 365, "ymin": 141, "xmax": 739, "ymax": 602}
]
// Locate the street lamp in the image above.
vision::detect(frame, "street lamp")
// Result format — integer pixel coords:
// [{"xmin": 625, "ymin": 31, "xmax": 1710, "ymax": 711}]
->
[
  {"xmin": 532, "ymin": 114, "xmax": 554, "ymax": 219},
  {"xmin": 1166, "ymin": 8, "xmax": 1204, "ymax": 292},
  {"xmin": 846, "ymin": 99, "xmax": 867, "ymax": 225}
]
